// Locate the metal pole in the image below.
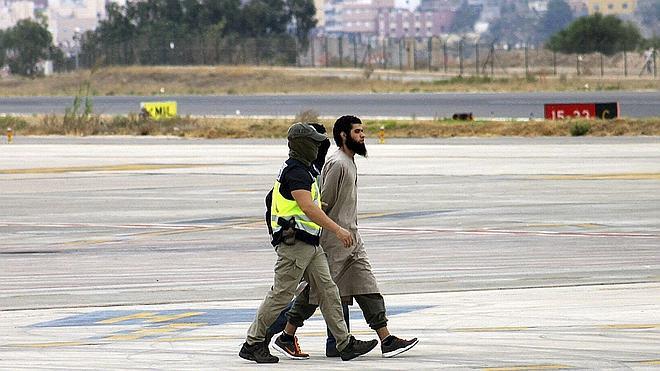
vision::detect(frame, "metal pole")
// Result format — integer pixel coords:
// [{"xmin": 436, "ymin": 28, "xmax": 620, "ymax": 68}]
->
[
  {"xmin": 428, "ymin": 37, "xmax": 432, "ymax": 71},
  {"xmin": 339, "ymin": 37, "xmax": 343, "ymax": 67},
  {"xmin": 311, "ymin": 37, "xmax": 315, "ymax": 67},
  {"xmin": 412, "ymin": 39, "xmax": 417, "ymax": 71},
  {"xmin": 653, "ymin": 48, "xmax": 657, "ymax": 78},
  {"xmin": 600, "ymin": 53, "xmax": 604, "ymax": 77},
  {"xmin": 624, "ymin": 49, "xmax": 627, "ymax": 77},
  {"xmin": 383, "ymin": 38, "xmax": 387, "ymax": 69},
  {"xmin": 553, "ymin": 51, "xmax": 557, "ymax": 76},
  {"xmin": 459, "ymin": 39, "xmax": 464, "ymax": 77},
  {"xmin": 324, "ymin": 36, "xmax": 329, "ymax": 67},
  {"xmin": 399, "ymin": 38, "xmax": 403, "ymax": 70},
  {"xmin": 524, "ymin": 43, "xmax": 529, "ymax": 76},
  {"xmin": 353, "ymin": 36, "xmax": 358, "ymax": 68},
  {"xmin": 443, "ymin": 41, "xmax": 447, "ymax": 73},
  {"xmin": 576, "ymin": 54, "xmax": 580, "ymax": 76},
  {"xmin": 475, "ymin": 41, "xmax": 479, "ymax": 76},
  {"xmin": 491, "ymin": 43, "xmax": 494, "ymax": 77}
]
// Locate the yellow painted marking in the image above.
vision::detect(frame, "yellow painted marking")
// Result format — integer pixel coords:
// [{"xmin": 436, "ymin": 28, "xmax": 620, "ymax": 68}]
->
[
  {"xmin": 144, "ymin": 312, "xmax": 205, "ymax": 323},
  {"xmin": 0, "ymin": 163, "xmax": 214, "ymax": 175},
  {"xmin": 484, "ymin": 365, "xmax": 571, "ymax": 371},
  {"xmin": 629, "ymin": 360, "xmax": 660, "ymax": 365},
  {"xmin": 157, "ymin": 335, "xmax": 237, "ymax": 342},
  {"xmin": 601, "ymin": 324, "xmax": 660, "ymax": 330},
  {"xmin": 98, "ymin": 312, "xmax": 158, "ymax": 324},
  {"xmin": 541, "ymin": 173, "xmax": 660, "ymax": 180},
  {"xmin": 453, "ymin": 326, "xmax": 530, "ymax": 332},
  {"xmin": 9, "ymin": 341, "xmax": 86, "ymax": 348},
  {"xmin": 104, "ymin": 322, "xmax": 206, "ymax": 341}
]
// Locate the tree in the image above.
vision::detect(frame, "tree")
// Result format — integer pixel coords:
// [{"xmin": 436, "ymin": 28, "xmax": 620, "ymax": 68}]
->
[
  {"xmin": 537, "ymin": 0, "xmax": 573, "ymax": 42},
  {"xmin": 286, "ymin": 0, "xmax": 317, "ymax": 47},
  {"xmin": 546, "ymin": 13, "xmax": 642, "ymax": 55},
  {"xmin": 3, "ymin": 19, "xmax": 54, "ymax": 76},
  {"xmin": 450, "ymin": 1, "xmax": 482, "ymax": 33}
]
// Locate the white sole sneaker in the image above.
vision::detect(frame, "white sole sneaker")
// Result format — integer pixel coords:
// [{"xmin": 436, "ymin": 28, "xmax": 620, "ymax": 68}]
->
[
  {"xmin": 272, "ymin": 342, "xmax": 310, "ymax": 360},
  {"xmin": 382, "ymin": 338, "xmax": 419, "ymax": 358}
]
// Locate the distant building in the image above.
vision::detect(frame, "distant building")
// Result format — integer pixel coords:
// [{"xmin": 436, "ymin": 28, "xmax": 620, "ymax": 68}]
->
[
  {"xmin": 0, "ymin": 0, "xmax": 35, "ymax": 29},
  {"xmin": 325, "ymin": 0, "xmax": 395, "ymax": 35},
  {"xmin": 377, "ymin": 8, "xmax": 454, "ymax": 37},
  {"xmin": 566, "ymin": 0, "xmax": 589, "ymax": 16},
  {"xmin": 585, "ymin": 0, "xmax": 636, "ymax": 14}
]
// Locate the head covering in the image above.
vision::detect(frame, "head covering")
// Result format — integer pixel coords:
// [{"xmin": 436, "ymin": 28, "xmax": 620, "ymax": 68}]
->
[
  {"xmin": 288, "ymin": 122, "xmax": 327, "ymax": 142},
  {"xmin": 287, "ymin": 123, "xmax": 327, "ymax": 167}
]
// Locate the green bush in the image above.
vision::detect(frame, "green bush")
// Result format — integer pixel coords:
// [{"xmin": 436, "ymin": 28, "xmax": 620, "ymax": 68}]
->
[
  {"xmin": 0, "ymin": 116, "xmax": 29, "ymax": 131},
  {"xmin": 570, "ymin": 122, "xmax": 591, "ymax": 136}
]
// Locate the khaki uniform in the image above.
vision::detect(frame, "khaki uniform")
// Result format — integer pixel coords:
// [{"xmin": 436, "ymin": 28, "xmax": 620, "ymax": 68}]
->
[{"xmin": 246, "ymin": 239, "xmax": 351, "ymax": 351}]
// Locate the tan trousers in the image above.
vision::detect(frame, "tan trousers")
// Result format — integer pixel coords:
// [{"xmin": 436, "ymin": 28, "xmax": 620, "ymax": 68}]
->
[{"xmin": 246, "ymin": 240, "xmax": 350, "ymax": 351}]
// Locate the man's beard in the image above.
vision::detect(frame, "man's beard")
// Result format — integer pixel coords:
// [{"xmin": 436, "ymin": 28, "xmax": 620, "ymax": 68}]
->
[{"xmin": 346, "ymin": 135, "xmax": 367, "ymax": 157}]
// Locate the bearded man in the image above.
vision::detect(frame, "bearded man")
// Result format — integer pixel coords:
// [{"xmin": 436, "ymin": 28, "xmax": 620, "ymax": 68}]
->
[{"xmin": 270, "ymin": 116, "xmax": 419, "ymax": 360}]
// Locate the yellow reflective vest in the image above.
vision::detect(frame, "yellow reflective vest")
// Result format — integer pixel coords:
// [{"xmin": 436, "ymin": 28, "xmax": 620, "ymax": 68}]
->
[{"xmin": 270, "ymin": 163, "xmax": 322, "ymax": 246}]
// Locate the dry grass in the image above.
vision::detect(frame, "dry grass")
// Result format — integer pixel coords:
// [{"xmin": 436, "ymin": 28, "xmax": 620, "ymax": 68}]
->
[
  {"xmin": 0, "ymin": 65, "xmax": 657, "ymax": 96},
  {"xmin": 3, "ymin": 114, "xmax": 659, "ymax": 138}
]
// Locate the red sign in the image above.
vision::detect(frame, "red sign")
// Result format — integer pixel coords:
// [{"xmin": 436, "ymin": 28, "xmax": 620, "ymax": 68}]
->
[
  {"xmin": 544, "ymin": 103, "xmax": 596, "ymax": 120},
  {"xmin": 544, "ymin": 102, "xmax": 619, "ymax": 120}
]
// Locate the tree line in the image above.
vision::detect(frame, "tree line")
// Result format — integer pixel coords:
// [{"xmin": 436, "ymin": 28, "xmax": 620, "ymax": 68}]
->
[{"xmin": 0, "ymin": 0, "xmax": 658, "ymax": 76}]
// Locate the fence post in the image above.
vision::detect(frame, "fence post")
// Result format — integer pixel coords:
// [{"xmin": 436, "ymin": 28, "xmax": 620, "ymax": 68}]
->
[
  {"xmin": 399, "ymin": 38, "xmax": 403, "ymax": 70},
  {"xmin": 576, "ymin": 54, "xmax": 580, "ymax": 76},
  {"xmin": 491, "ymin": 43, "xmax": 495, "ymax": 77},
  {"xmin": 475, "ymin": 41, "xmax": 479, "ymax": 76},
  {"xmin": 339, "ymin": 37, "xmax": 343, "ymax": 67},
  {"xmin": 311, "ymin": 37, "xmax": 315, "ymax": 67},
  {"xmin": 353, "ymin": 37, "xmax": 358, "ymax": 68},
  {"xmin": 553, "ymin": 51, "xmax": 557, "ymax": 76},
  {"xmin": 459, "ymin": 39, "xmax": 464, "ymax": 77},
  {"xmin": 325, "ymin": 36, "xmax": 329, "ymax": 67},
  {"xmin": 600, "ymin": 53, "xmax": 604, "ymax": 77},
  {"xmin": 367, "ymin": 41, "xmax": 372, "ymax": 67},
  {"xmin": 654, "ymin": 48, "xmax": 657, "ymax": 78},
  {"xmin": 425, "ymin": 37, "xmax": 431, "ymax": 71},
  {"xmin": 623, "ymin": 49, "xmax": 627, "ymax": 77},
  {"xmin": 412, "ymin": 39, "xmax": 417, "ymax": 71},
  {"xmin": 383, "ymin": 38, "xmax": 388, "ymax": 69},
  {"xmin": 524, "ymin": 43, "xmax": 529, "ymax": 77},
  {"xmin": 443, "ymin": 41, "xmax": 448, "ymax": 73}
]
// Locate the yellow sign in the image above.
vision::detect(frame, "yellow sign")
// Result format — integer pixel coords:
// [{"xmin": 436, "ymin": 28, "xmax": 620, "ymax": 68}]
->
[{"xmin": 140, "ymin": 101, "xmax": 177, "ymax": 120}]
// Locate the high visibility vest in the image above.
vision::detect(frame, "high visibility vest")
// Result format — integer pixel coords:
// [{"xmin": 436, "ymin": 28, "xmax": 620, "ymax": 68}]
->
[{"xmin": 270, "ymin": 167, "xmax": 322, "ymax": 246}]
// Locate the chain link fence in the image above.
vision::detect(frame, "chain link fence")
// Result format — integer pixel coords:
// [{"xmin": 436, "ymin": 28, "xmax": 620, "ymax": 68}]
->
[{"xmin": 69, "ymin": 35, "xmax": 657, "ymax": 79}]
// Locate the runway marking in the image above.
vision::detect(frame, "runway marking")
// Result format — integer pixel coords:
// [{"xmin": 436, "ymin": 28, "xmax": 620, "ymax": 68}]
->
[
  {"xmin": 628, "ymin": 360, "xmax": 660, "ymax": 365},
  {"xmin": 17, "ymin": 306, "xmax": 429, "ymax": 347},
  {"xmin": 360, "ymin": 226, "xmax": 659, "ymax": 239},
  {"xmin": 540, "ymin": 173, "xmax": 660, "ymax": 180},
  {"xmin": 0, "ymin": 163, "xmax": 218, "ymax": 174},
  {"xmin": 7, "ymin": 341, "xmax": 87, "ymax": 348},
  {"xmin": 484, "ymin": 365, "xmax": 571, "ymax": 371},
  {"xmin": 601, "ymin": 323, "xmax": 660, "ymax": 330},
  {"xmin": 453, "ymin": 326, "xmax": 529, "ymax": 332}
]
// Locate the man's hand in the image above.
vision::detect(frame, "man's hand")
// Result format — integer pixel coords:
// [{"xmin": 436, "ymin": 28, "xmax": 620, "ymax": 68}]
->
[
  {"xmin": 335, "ymin": 226, "xmax": 353, "ymax": 248},
  {"xmin": 292, "ymin": 189, "xmax": 353, "ymax": 248}
]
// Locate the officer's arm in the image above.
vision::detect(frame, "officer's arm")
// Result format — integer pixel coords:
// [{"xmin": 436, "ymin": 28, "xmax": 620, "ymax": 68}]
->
[{"xmin": 291, "ymin": 189, "xmax": 353, "ymax": 248}]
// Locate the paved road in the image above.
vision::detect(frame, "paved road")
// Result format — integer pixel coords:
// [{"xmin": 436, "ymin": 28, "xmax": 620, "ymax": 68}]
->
[
  {"xmin": 1, "ymin": 137, "xmax": 659, "ymax": 369},
  {"xmin": 1, "ymin": 91, "xmax": 659, "ymax": 118}
]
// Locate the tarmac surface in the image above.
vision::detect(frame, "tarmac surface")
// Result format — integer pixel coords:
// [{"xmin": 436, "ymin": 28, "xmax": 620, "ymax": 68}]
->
[
  {"xmin": 1, "ymin": 136, "xmax": 659, "ymax": 370},
  {"xmin": 1, "ymin": 91, "xmax": 660, "ymax": 118}
]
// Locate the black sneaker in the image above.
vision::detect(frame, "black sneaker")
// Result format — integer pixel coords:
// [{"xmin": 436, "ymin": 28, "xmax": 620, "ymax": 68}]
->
[
  {"xmin": 339, "ymin": 336, "xmax": 378, "ymax": 361},
  {"xmin": 273, "ymin": 334, "xmax": 310, "ymax": 360},
  {"xmin": 326, "ymin": 346, "xmax": 340, "ymax": 358},
  {"xmin": 239, "ymin": 341, "xmax": 279, "ymax": 363},
  {"xmin": 381, "ymin": 336, "xmax": 419, "ymax": 358}
]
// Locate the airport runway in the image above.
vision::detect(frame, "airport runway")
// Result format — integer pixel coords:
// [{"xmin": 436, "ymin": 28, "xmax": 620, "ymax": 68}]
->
[
  {"xmin": 1, "ymin": 136, "xmax": 659, "ymax": 369},
  {"xmin": 1, "ymin": 91, "xmax": 659, "ymax": 118}
]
